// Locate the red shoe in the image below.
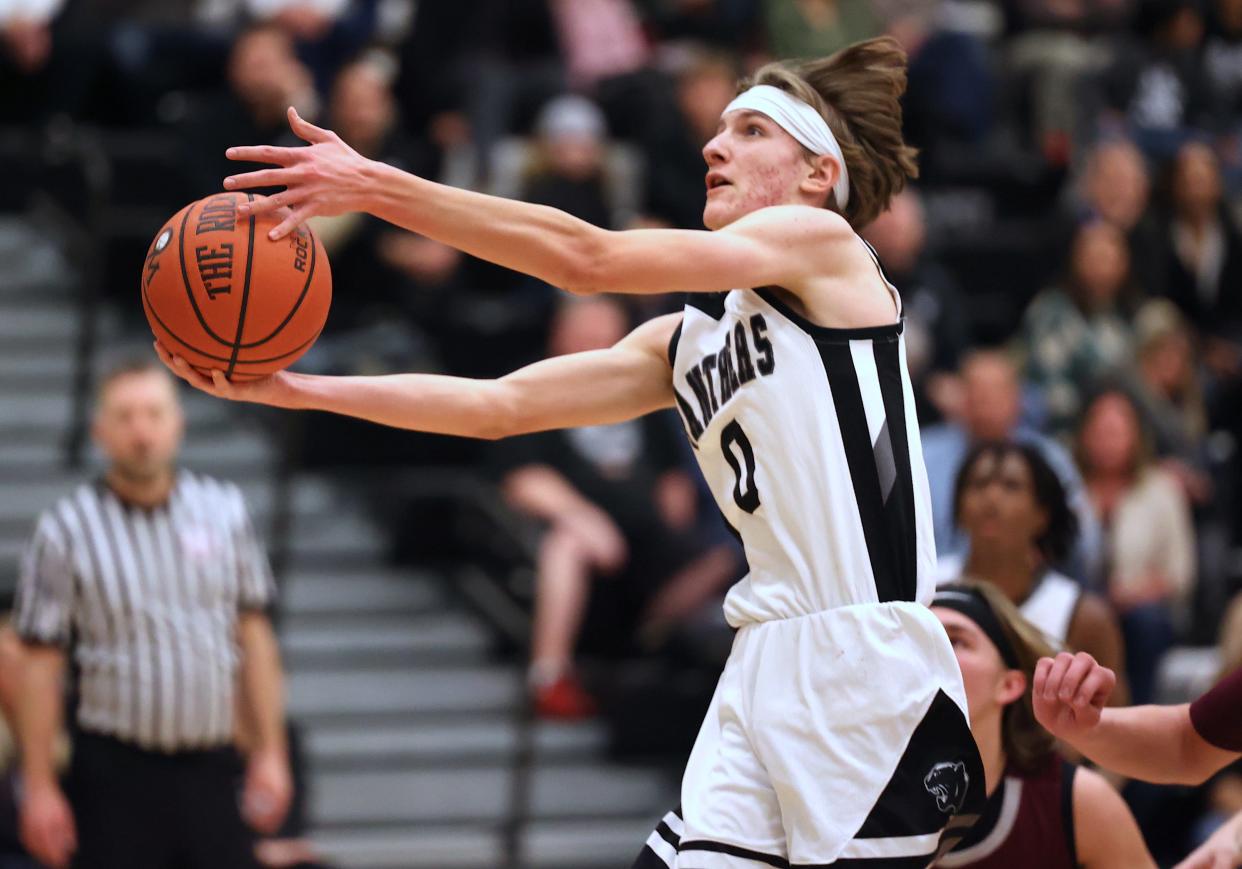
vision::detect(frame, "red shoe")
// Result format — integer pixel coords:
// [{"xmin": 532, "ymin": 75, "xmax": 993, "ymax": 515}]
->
[{"xmin": 534, "ymin": 673, "xmax": 598, "ymax": 720}]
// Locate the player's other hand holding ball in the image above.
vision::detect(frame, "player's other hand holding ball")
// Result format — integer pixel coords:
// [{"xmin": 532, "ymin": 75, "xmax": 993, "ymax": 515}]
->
[
  {"xmin": 154, "ymin": 341, "xmax": 299, "ymax": 408},
  {"xmin": 1032, "ymin": 651, "xmax": 1116, "ymax": 740}
]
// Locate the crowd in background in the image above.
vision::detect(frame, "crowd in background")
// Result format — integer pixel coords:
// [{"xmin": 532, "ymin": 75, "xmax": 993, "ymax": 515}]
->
[{"xmin": 4, "ymin": 0, "xmax": 1242, "ymax": 863}]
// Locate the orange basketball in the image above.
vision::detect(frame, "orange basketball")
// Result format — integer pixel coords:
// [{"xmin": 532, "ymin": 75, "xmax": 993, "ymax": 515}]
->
[{"xmin": 140, "ymin": 192, "xmax": 331, "ymax": 381}]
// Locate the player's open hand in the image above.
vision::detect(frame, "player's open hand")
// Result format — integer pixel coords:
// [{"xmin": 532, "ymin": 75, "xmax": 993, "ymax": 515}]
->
[
  {"xmin": 223, "ymin": 106, "xmax": 374, "ymax": 240},
  {"xmin": 154, "ymin": 341, "xmax": 297, "ymax": 408},
  {"xmin": 1033, "ymin": 651, "xmax": 1115, "ymax": 742}
]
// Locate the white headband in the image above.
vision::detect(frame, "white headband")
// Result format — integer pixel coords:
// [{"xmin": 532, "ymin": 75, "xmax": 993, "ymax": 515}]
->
[{"xmin": 724, "ymin": 85, "xmax": 850, "ymax": 210}]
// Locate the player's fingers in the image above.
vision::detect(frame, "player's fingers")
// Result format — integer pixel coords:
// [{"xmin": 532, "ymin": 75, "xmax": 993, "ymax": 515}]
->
[
  {"xmin": 165, "ymin": 350, "xmax": 216, "ymax": 392},
  {"xmin": 209, "ymin": 369, "xmax": 235, "ymax": 397},
  {"xmin": 1077, "ymin": 666, "xmax": 1116, "ymax": 709},
  {"xmin": 237, "ymin": 192, "xmax": 293, "ymax": 218},
  {"xmin": 1058, "ymin": 652, "xmax": 1095, "ymax": 702},
  {"xmin": 1033, "ymin": 657, "xmax": 1053, "ymax": 698},
  {"xmin": 1042, "ymin": 651, "xmax": 1074, "ymax": 701},
  {"xmin": 225, "ymin": 144, "xmax": 302, "ymax": 166},
  {"xmin": 288, "ymin": 106, "xmax": 337, "ymax": 144},
  {"xmin": 224, "ymin": 168, "xmax": 297, "ymax": 193},
  {"xmin": 268, "ymin": 204, "xmax": 316, "ymax": 240}
]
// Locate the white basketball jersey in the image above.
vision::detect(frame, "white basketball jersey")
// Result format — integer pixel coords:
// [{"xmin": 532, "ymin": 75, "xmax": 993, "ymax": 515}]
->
[{"xmin": 669, "ymin": 245, "xmax": 937, "ymax": 627}]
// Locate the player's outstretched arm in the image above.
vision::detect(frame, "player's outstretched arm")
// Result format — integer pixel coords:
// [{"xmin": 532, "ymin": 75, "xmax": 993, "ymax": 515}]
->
[
  {"xmin": 155, "ymin": 314, "xmax": 680, "ymax": 439},
  {"xmin": 223, "ymin": 108, "xmax": 853, "ymax": 298},
  {"xmin": 1034, "ymin": 652, "xmax": 1238, "ymax": 785}
]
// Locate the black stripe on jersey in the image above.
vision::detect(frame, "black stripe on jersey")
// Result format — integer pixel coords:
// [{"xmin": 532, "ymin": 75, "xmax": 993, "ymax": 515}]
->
[
  {"xmin": 678, "ymin": 840, "xmax": 786, "ymax": 868},
  {"xmin": 1061, "ymin": 762, "xmax": 1078, "ymax": 866},
  {"xmin": 817, "ymin": 342, "xmax": 907, "ymax": 604},
  {"xmin": 872, "ymin": 340, "xmax": 918, "ymax": 603},
  {"xmin": 685, "ymin": 292, "xmax": 728, "ymax": 319},
  {"xmin": 755, "ymin": 287, "xmax": 902, "ymax": 341},
  {"xmin": 668, "ymin": 320, "xmax": 683, "ymax": 367}
]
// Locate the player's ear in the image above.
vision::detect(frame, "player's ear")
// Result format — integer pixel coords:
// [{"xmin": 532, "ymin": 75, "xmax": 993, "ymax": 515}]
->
[
  {"xmin": 800, "ymin": 154, "xmax": 837, "ymax": 201},
  {"xmin": 997, "ymin": 670, "xmax": 1027, "ymax": 707}
]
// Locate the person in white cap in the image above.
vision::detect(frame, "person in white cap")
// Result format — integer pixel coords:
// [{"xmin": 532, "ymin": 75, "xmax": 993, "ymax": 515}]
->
[{"xmin": 160, "ymin": 35, "xmax": 984, "ymax": 868}]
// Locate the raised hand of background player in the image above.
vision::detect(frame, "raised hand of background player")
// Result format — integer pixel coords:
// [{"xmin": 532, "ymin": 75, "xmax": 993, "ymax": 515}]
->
[
  {"xmin": 222, "ymin": 106, "xmax": 373, "ymax": 240},
  {"xmin": 1032, "ymin": 651, "xmax": 1116, "ymax": 741},
  {"xmin": 154, "ymin": 341, "xmax": 299, "ymax": 406}
]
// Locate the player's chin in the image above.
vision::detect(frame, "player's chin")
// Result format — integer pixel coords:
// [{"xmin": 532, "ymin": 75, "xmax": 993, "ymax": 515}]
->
[{"xmin": 702, "ymin": 202, "xmax": 732, "ymax": 231}]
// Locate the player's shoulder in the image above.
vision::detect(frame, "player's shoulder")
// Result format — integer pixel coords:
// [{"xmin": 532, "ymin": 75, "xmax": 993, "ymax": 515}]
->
[{"xmin": 732, "ymin": 204, "xmax": 853, "ymax": 240}]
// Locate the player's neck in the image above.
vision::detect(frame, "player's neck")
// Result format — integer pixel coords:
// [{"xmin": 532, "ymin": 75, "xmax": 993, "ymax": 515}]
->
[
  {"xmin": 104, "ymin": 467, "xmax": 176, "ymax": 509},
  {"xmin": 963, "ymin": 546, "xmax": 1039, "ymax": 600},
  {"xmin": 975, "ymin": 719, "xmax": 1006, "ymax": 796}
]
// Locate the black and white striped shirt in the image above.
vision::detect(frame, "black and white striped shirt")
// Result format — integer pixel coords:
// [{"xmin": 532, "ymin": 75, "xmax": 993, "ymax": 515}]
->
[{"xmin": 14, "ymin": 471, "xmax": 274, "ymax": 752}]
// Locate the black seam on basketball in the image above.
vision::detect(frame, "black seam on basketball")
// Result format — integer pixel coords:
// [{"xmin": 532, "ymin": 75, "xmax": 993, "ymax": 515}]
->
[
  {"xmin": 226, "ymin": 194, "xmax": 257, "ymax": 378},
  {"xmin": 143, "ymin": 290, "xmax": 321, "ymax": 365},
  {"xmin": 235, "ymin": 225, "xmax": 317, "ymax": 348},
  {"xmin": 176, "ymin": 197, "xmax": 236, "ymax": 348}
]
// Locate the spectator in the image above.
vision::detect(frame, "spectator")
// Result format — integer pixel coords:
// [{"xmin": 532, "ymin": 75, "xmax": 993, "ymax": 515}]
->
[
  {"xmin": 1077, "ymin": 388, "xmax": 1197, "ymax": 704},
  {"xmin": 495, "ymin": 297, "xmax": 740, "ymax": 719},
  {"xmin": 183, "ymin": 24, "xmax": 318, "ymax": 199},
  {"xmin": 641, "ymin": 48, "xmax": 738, "ymax": 230},
  {"xmin": 1019, "ymin": 220, "xmax": 1136, "ymax": 436},
  {"xmin": 921, "ymin": 350, "xmax": 1102, "ymax": 581},
  {"xmin": 1126, "ymin": 299, "xmax": 1212, "ymax": 491},
  {"xmin": 937, "ymin": 441, "xmax": 1128, "ymax": 701},
  {"xmin": 521, "ymin": 94, "xmax": 616, "ymax": 229},
  {"xmin": 1155, "ymin": 142, "xmax": 1242, "ymax": 349},
  {"xmin": 244, "ymin": 0, "xmax": 378, "ymax": 95},
  {"xmin": 13, "ymin": 359, "xmax": 290, "ymax": 869},
  {"xmin": 1101, "ymin": 0, "xmax": 1221, "ymax": 158},
  {"xmin": 863, "ymin": 188, "xmax": 970, "ymax": 423},
  {"xmin": 1073, "ymin": 139, "xmax": 1164, "ymax": 295},
  {"xmin": 762, "ymin": 0, "xmax": 882, "ymax": 61}
]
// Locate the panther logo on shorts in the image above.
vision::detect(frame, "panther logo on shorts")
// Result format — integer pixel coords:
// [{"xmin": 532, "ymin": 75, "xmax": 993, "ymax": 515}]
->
[{"xmin": 923, "ymin": 761, "xmax": 969, "ymax": 814}]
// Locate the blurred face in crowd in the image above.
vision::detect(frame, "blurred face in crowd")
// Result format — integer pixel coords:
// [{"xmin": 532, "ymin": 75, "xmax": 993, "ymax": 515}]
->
[
  {"xmin": 229, "ymin": 27, "xmax": 307, "ymax": 117},
  {"xmin": 1173, "ymin": 143, "xmax": 1223, "ymax": 221},
  {"xmin": 1079, "ymin": 392, "xmax": 1141, "ymax": 476},
  {"xmin": 331, "ymin": 62, "xmax": 395, "ymax": 156},
  {"xmin": 1141, "ymin": 330, "xmax": 1194, "ymax": 396},
  {"xmin": 1070, "ymin": 222, "xmax": 1129, "ymax": 310},
  {"xmin": 1218, "ymin": 0, "xmax": 1242, "ymax": 33},
  {"xmin": 1084, "ymin": 141, "xmax": 1149, "ymax": 231},
  {"xmin": 961, "ymin": 353, "xmax": 1021, "ymax": 442},
  {"xmin": 932, "ymin": 606, "xmax": 1024, "ymax": 731},
  {"xmin": 679, "ymin": 61, "xmax": 739, "ymax": 144},
  {"xmin": 702, "ymin": 110, "xmax": 834, "ymax": 230},
  {"xmin": 544, "ymin": 133, "xmax": 604, "ymax": 182},
  {"xmin": 863, "ymin": 189, "xmax": 926, "ymax": 275},
  {"xmin": 93, "ymin": 369, "xmax": 184, "ymax": 484},
  {"xmin": 956, "ymin": 449, "xmax": 1049, "ymax": 558},
  {"xmin": 549, "ymin": 297, "xmax": 629, "ymax": 356}
]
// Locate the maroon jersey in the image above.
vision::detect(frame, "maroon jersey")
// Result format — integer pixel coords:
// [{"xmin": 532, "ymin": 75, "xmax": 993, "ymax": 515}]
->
[
  {"xmin": 1190, "ymin": 665, "xmax": 1242, "ymax": 752},
  {"xmin": 936, "ymin": 755, "xmax": 1077, "ymax": 869}
]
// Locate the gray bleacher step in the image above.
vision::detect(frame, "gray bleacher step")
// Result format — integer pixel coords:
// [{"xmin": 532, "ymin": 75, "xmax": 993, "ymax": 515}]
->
[
  {"xmin": 179, "ymin": 432, "xmax": 277, "ymax": 472},
  {"xmin": 287, "ymin": 666, "xmax": 521, "ymax": 719},
  {"xmin": 0, "ymin": 395, "xmax": 72, "ymax": 431},
  {"xmin": 288, "ymin": 515, "xmax": 388, "ymax": 560},
  {"xmin": 311, "ymin": 762, "xmax": 671, "ymax": 826},
  {"xmin": 281, "ymin": 612, "xmax": 491, "ymax": 665},
  {"xmin": 0, "ymin": 442, "xmax": 61, "ymax": 470},
  {"xmin": 305, "ymin": 719, "xmax": 608, "ymax": 768},
  {"xmin": 523, "ymin": 817, "xmax": 664, "ymax": 866},
  {"xmin": 0, "ymin": 305, "xmax": 79, "ymax": 343},
  {"xmin": 282, "ymin": 569, "xmax": 445, "ymax": 616},
  {"xmin": 312, "ymin": 825, "xmax": 501, "ymax": 869},
  {"xmin": 0, "ymin": 352, "xmax": 75, "ymax": 379}
]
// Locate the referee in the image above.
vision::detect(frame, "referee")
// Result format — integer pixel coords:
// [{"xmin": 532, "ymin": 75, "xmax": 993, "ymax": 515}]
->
[{"xmin": 12, "ymin": 359, "xmax": 291, "ymax": 869}]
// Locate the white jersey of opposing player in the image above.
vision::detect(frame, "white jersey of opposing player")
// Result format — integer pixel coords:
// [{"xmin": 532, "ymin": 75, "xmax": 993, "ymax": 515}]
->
[{"xmin": 669, "ymin": 241, "xmax": 937, "ymax": 627}]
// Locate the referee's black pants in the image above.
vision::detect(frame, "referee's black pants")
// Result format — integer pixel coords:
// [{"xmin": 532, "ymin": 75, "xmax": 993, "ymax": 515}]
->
[{"xmin": 66, "ymin": 731, "xmax": 259, "ymax": 869}]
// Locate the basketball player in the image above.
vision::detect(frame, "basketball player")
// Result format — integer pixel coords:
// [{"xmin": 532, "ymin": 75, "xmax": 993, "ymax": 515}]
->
[
  {"xmin": 928, "ymin": 584, "xmax": 1150, "ymax": 868},
  {"xmin": 160, "ymin": 37, "xmax": 986, "ymax": 866},
  {"xmin": 640, "ymin": 582, "xmax": 1154, "ymax": 868}
]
